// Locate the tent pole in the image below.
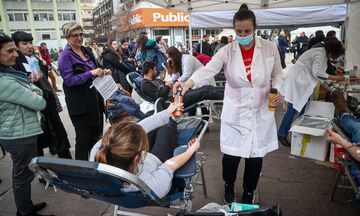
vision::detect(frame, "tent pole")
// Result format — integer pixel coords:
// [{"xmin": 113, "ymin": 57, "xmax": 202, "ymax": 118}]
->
[
  {"xmin": 200, "ymin": 28, "xmax": 203, "ymax": 54},
  {"xmin": 189, "ymin": 13, "xmax": 193, "ymax": 55},
  {"xmin": 188, "ymin": 2, "xmax": 193, "ymax": 55}
]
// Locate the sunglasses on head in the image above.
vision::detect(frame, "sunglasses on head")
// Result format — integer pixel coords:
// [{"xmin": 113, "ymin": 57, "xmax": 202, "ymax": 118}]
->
[{"xmin": 69, "ymin": 33, "xmax": 84, "ymax": 38}]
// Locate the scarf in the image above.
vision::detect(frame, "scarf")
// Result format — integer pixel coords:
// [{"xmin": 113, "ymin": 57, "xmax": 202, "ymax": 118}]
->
[{"xmin": 0, "ymin": 64, "xmax": 30, "ymax": 85}]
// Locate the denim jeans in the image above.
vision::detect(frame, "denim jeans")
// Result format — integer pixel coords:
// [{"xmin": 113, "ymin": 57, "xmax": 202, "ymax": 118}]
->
[
  {"xmin": 278, "ymin": 103, "xmax": 305, "ymax": 137},
  {"xmin": 340, "ymin": 113, "xmax": 360, "ymax": 143}
]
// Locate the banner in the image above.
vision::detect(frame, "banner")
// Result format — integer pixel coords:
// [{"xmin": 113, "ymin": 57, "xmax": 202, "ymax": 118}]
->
[{"xmin": 116, "ymin": 8, "xmax": 189, "ymax": 32}]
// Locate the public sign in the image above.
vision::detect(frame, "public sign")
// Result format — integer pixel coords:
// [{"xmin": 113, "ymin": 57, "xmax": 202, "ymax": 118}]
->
[{"xmin": 116, "ymin": 8, "xmax": 189, "ymax": 32}]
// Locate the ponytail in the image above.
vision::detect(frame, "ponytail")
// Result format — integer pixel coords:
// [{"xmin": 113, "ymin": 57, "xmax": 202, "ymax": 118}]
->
[
  {"xmin": 94, "ymin": 121, "xmax": 149, "ymax": 173},
  {"xmin": 94, "ymin": 147, "xmax": 107, "ymax": 164}
]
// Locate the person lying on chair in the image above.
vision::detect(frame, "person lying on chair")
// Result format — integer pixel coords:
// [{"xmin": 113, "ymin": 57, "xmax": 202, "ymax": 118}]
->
[
  {"xmin": 326, "ymin": 90, "xmax": 360, "ymax": 162},
  {"xmin": 92, "ymin": 102, "xmax": 200, "ymax": 198},
  {"xmin": 140, "ymin": 60, "xmax": 224, "ymax": 108}
]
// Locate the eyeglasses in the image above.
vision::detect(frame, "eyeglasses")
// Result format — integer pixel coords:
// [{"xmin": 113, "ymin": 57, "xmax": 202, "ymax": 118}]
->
[{"xmin": 69, "ymin": 33, "xmax": 84, "ymax": 38}]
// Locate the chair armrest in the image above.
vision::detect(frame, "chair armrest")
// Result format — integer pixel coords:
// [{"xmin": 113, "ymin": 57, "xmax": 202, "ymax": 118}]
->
[{"xmin": 173, "ymin": 146, "xmax": 197, "ymax": 178}]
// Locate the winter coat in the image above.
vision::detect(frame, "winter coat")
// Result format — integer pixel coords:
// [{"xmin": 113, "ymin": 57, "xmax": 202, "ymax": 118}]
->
[
  {"xmin": 141, "ymin": 39, "xmax": 159, "ymax": 63},
  {"xmin": 0, "ymin": 69, "xmax": 46, "ymax": 140},
  {"xmin": 102, "ymin": 48, "xmax": 132, "ymax": 93}
]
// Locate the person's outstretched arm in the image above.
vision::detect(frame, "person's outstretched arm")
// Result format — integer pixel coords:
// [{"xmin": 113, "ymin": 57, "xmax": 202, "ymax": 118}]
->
[
  {"xmin": 327, "ymin": 128, "xmax": 360, "ymax": 162},
  {"xmin": 162, "ymin": 138, "xmax": 200, "ymax": 172}
]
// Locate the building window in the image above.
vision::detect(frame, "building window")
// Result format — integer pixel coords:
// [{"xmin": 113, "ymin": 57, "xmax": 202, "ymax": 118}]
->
[
  {"xmin": 71, "ymin": 13, "xmax": 76, "ymax": 20},
  {"xmin": 58, "ymin": 13, "xmax": 63, "ymax": 21},
  {"xmin": 14, "ymin": 13, "xmax": 24, "ymax": 21},
  {"xmin": 34, "ymin": 13, "xmax": 39, "ymax": 21},
  {"xmin": 42, "ymin": 34, "xmax": 51, "ymax": 40},
  {"xmin": 8, "ymin": 14, "xmax": 14, "ymax": 21},
  {"xmin": 49, "ymin": 13, "xmax": 54, "ymax": 21},
  {"xmin": 24, "ymin": 13, "xmax": 29, "ymax": 21},
  {"xmin": 63, "ymin": 13, "xmax": 71, "ymax": 21},
  {"xmin": 40, "ymin": 13, "xmax": 48, "ymax": 21}
]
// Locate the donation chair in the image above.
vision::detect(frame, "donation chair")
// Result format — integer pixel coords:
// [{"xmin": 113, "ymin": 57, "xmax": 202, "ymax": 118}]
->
[
  {"xmin": 330, "ymin": 120, "xmax": 360, "ymax": 203},
  {"xmin": 30, "ymin": 117, "xmax": 209, "ymax": 216}
]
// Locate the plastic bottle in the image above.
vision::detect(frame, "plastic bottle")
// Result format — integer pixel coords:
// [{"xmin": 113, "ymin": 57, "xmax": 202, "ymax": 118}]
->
[
  {"xmin": 268, "ymin": 88, "xmax": 278, "ymax": 111},
  {"xmin": 30, "ymin": 55, "xmax": 40, "ymax": 80},
  {"xmin": 173, "ymin": 88, "xmax": 183, "ymax": 117}
]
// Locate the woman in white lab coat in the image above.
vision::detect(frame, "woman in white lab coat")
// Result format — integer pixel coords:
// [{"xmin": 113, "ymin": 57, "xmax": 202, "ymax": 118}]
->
[
  {"xmin": 174, "ymin": 4, "xmax": 284, "ymax": 205},
  {"xmin": 277, "ymin": 37, "xmax": 345, "ymax": 147},
  {"xmin": 166, "ymin": 46, "xmax": 216, "ymax": 88}
]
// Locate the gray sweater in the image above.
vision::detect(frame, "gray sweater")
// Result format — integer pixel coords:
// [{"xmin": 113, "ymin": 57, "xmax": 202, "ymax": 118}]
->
[{"xmin": 89, "ymin": 110, "xmax": 173, "ymax": 198}]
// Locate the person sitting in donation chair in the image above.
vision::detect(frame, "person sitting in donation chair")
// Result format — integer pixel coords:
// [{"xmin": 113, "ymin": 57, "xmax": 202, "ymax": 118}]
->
[
  {"xmin": 93, "ymin": 102, "xmax": 200, "ymax": 198},
  {"xmin": 326, "ymin": 89, "xmax": 360, "ymax": 203},
  {"xmin": 140, "ymin": 61, "xmax": 224, "ymax": 109}
]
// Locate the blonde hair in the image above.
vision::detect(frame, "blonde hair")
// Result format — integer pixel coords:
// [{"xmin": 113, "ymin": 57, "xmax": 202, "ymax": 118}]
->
[
  {"xmin": 94, "ymin": 121, "xmax": 149, "ymax": 172},
  {"xmin": 62, "ymin": 22, "xmax": 83, "ymax": 38}
]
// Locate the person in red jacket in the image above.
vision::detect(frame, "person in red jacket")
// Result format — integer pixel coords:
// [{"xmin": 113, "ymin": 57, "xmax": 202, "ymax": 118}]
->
[
  {"xmin": 39, "ymin": 42, "xmax": 61, "ymax": 92},
  {"xmin": 193, "ymin": 52, "xmax": 212, "ymax": 66}
]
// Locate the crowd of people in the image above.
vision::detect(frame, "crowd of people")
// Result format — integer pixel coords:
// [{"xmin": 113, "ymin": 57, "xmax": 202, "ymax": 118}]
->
[{"xmin": 0, "ymin": 3, "xmax": 359, "ymax": 216}]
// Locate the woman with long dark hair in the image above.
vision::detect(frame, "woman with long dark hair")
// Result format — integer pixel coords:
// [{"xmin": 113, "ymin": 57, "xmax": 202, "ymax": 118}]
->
[
  {"xmin": 102, "ymin": 38, "xmax": 132, "ymax": 93},
  {"xmin": 167, "ymin": 46, "xmax": 215, "ymax": 87}
]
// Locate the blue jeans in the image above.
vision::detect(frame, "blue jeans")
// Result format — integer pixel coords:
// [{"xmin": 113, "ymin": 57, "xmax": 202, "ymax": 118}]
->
[
  {"xmin": 278, "ymin": 103, "xmax": 305, "ymax": 137},
  {"xmin": 340, "ymin": 113, "xmax": 360, "ymax": 143}
]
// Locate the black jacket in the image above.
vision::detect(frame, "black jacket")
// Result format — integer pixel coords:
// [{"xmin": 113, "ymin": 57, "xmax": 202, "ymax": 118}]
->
[
  {"xmin": 63, "ymin": 46, "xmax": 104, "ymax": 128},
  {"xmin": 196, "ymin": 41, "xmax": 212, "ymax": 57},
  {"xmin": 102, "ymin": 48, "xmax": 132, "ymax": 93},
  {"xmin": 140, "ymin": 78, "xmax": 172, "ymax": 102},
  {"xmin": 13, "ymin": 52, "xmax": 71, "ymax": 155}
]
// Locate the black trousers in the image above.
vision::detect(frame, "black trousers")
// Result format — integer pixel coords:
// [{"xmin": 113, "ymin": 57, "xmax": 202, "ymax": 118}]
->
[
  {"xmin": 0, "ymin": 136, "xmax": 38, "ymax": 215},
  {"xmin": 222, "ymin": 154, "xmax": 263, "ymax": 193},
  {"xmin": 74, "ymin": 125, "xmax": 103, "ymax": 160},
  {"xmin": 147, "ymin": 119, "xmax": 177, "ymax": 163},
  {"xmin": 182, "ymin": 85, "xmax": 224, "ymax": 108},
  {"xmin": 280, "ymin": 50, "xmax": 286, "ymax": 69}
]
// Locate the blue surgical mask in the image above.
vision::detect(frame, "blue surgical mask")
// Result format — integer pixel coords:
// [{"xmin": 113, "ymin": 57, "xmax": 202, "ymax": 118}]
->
[{"xmin": 235, "ymin": 34, "xmax": 254, "ymax": 46}]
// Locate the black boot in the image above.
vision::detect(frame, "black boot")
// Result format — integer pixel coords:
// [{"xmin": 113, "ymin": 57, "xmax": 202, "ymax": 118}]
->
[
  {"xmin": 278, "ymin": 136, "xmax": 290, "ymax": 147},
  {"xmin": 223, "ymin": 183, "xmax": 235, "ymax": 204}
]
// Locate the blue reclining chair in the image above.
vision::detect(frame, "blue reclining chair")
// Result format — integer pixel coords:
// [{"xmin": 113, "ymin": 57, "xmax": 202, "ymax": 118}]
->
[
  {"xmin": 30, "ymin": 118, "xmax": 209, "ymax": 216},
  {"xmin": 126, "ymin": 72, "xmax": 157, "ymax": 115}
]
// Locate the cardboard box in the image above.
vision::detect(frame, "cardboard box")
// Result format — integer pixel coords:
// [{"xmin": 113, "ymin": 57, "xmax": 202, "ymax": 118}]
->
[{"xmin": 290, "ymin": 101, "xmax": 335, "ymax": 161}]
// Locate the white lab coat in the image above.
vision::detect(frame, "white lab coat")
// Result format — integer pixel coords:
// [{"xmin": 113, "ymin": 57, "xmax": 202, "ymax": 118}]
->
[
  {"xmin": 190, "ymin": 38, "xmax": 284, "ymax": 158},
  {"xmin": 280, "ymin": 47, "xmax": 329, "ymax": 112},
  {"xmin": 170, "ymin": 54, "xmax": 216, "ymax": 88}
]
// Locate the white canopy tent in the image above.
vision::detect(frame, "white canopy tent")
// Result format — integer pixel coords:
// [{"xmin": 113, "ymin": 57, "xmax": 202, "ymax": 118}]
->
[
  {"xmin": 146, "ymin": 0, "xmax": 353, "ymax": 12},
  {"xmin": 190, "ymin": 4, "xmax": 346, "ymax": 29},
  {"xmin": 290, "ymin": 26, "xmax": 341, "ymax": 41},
  {"xmin": 147, "ymin": 0, "xmax": 360, "ymax": 72}
]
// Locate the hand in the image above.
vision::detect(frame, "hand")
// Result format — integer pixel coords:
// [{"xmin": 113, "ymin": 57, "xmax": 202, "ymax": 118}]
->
[
  {"xmin": 165, "ymin": 81, "xmax": 173, "ymax": 88},
  {"xmin": 326, "ymin": 128, "xmax": 346, "ymax": 146},
  {"xmin": 104, "ymin": 69, "xmax": 112, "ymax": 75},
  {"xmin": 90, "ymin": 68, "xmax": 105, "ymax": 77},
  {"xmin": 173, "ymin": 82, "xmax": 190, "ymax": 96},
  {"xmin": 166, "ymin": 102, "xmax": 184, "ymax": 117},
  {"xmin": 272, "ymin": 91, "xmax": 281, "ymax": 106},
  {"xmin": 32, "ymin": 90, "xmax": 39, "ymax": 95},
  {"xmin": 187, "ymin": 138, "xmax": 200, "ymax": 152},
  {"xmin": 333, "ymin": 76, "xmax": 345, "ymax": 82}
]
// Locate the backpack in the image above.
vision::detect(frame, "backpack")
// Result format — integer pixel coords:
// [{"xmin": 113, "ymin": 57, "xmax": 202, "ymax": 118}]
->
[
  {"xmin": 156, "ymin": 49, "xmax": 167, "ymax": 73},
  {"xmin": 105, "ymin": 84, "xmax": 145, "ymax": 124}
]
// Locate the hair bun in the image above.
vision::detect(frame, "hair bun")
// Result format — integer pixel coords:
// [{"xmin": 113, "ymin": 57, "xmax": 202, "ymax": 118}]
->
[{"xmin": 239, "ymin": 3, "xmax": 248, "ymax": 10}]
